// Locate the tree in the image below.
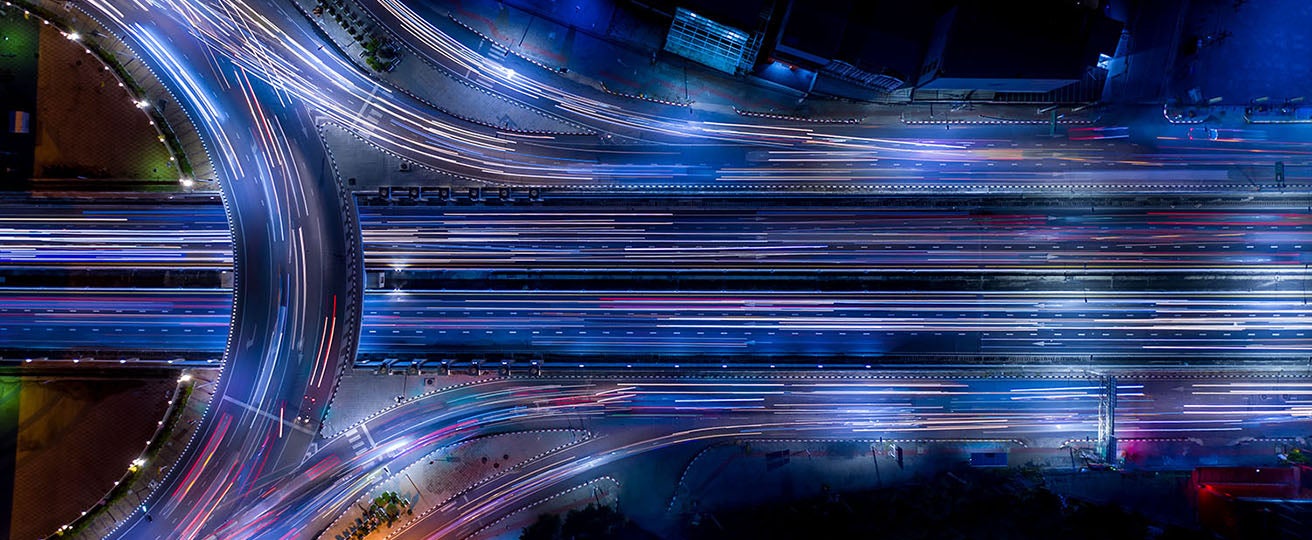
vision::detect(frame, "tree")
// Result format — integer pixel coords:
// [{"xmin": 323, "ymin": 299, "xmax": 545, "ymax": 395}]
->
[
  {"xmin": 561, "ymin": 504, "xmax": 627, "ymax": 540},
  {"xmin": 520, "ymin": 512, "xmax": 561, "ymax": 540},
  {"xmin": 521, "ymin": 504, "xmax": 658, "ymax": 540}
]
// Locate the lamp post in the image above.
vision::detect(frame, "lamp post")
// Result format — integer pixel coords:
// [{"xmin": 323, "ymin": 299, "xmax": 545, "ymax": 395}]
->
[{"xmin": 403, "ymin": 472, "xmax": 422, "ymax": 504}]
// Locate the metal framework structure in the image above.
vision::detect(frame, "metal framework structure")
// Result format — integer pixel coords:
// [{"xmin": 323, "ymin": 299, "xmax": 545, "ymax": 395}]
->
[
  {"xmin": 664, "ymin": 8, "xmax": 754, "ymax": 75},
  {"xmin": 1097, "ymin": 375, "xmax": 1118, "ymax": 462}
]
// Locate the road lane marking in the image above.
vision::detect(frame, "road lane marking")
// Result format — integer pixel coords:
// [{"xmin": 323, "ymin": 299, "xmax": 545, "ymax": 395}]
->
[
  {"xmin": 359, "ymin": 424, "xmax": 377, "ymax": 448},
  {"xmin": 222, "ymin": 395, "xmax": 314, "ymax": 435}
]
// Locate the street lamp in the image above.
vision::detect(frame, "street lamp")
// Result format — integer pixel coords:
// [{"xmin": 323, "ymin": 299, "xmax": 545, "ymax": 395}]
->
[{"xmin": 403, "ymin": 472, "xmax": 422, "ymax": 503}]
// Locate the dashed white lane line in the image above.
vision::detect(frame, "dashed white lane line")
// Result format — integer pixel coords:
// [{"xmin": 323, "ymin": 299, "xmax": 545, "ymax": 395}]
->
[{"xmin": 222, "ymin": 395, "xmax": 315, "ymax": 435}]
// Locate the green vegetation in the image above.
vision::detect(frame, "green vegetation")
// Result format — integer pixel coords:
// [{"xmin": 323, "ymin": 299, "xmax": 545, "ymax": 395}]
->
[
  {"xmin": 342, "ymin": 490, "xmax": 413, "ymax": 539},
  {"xmin": 0, "ymin": 10, "xmax": 40, "ymax": 78},
  {"xmin": 315, "ymin": 0, "xmax": 398, "ymax": 72},
  {"xmin": 521, "ymin": 504, "xmax": 659, "ymax": 540},
  {"xmin": 0, "ymin": 9, "xmax": 40, "ymax": 184}
]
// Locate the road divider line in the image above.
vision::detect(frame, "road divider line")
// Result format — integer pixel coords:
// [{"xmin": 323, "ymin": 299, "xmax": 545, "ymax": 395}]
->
[{"xmin": 222, "ymin": 395, "xmax": 314, "ymax": 436}]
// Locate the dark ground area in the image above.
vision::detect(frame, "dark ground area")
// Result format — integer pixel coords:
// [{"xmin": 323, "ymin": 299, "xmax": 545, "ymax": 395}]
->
[
  {"xmin": 684, "ymin": 466, "xmax": 1215, "ymax": 540},
  {"xmin": 518, "ymin": 466, "xmax": 1220, "ymax": 540},
  {"xmin": 32, "ymin": 21, "xmax": 177, "ymax": 186},
  {"xmin": 1170, "ymin": 0, "xmax": 1312, "ymax": 104},
  {"xmin": 7, "ymin": 375, "xmax": 174, "ymax": 540},
  {"xmin": 0, "ymin": 379, "xmax": 16, "ymax": 540},
  {"xmin": 0, "ymin": 6, "xmax": 178, "ymax": 192},
  {"xmin": 0, "ymin": 9, "xmax": 38, "ymax": 185}
]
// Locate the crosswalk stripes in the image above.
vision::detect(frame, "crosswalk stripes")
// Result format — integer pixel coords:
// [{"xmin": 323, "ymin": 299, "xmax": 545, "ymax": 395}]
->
[{"xmin": 345, "ymin": 425, "xmax": 375, "ymax": 454}]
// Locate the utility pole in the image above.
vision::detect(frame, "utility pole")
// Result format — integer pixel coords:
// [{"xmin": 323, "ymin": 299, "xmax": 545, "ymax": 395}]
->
[
  {"xmin": 1039, "ymin": 104, "xmax": 1059, "ymax": 137},
  {"xmin": 871, "ymin": 445, "xmax": 883, "ymax": 487},
  {"xmin": 404, "ymin": 472, "xmax": 422, "ymax": 504}
]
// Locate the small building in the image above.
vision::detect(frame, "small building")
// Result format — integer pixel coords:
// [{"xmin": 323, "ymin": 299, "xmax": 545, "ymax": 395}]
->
[
  {"xmin": 655, "ymin": 0, "xmax": 775, "ymax": 75},
  {"xmin": 663, "ymin": 8, "xmax": 757, "ymax": 74}
]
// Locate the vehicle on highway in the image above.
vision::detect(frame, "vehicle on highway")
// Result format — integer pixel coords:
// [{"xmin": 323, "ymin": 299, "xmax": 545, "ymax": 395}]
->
[
  {"xmin": 1187, "ymin": 127, "xmax": 1219, "ymax": 141},
  {"xmin": 1067, "ymin": 126, "xmax": 1129, "ymax": 140}
]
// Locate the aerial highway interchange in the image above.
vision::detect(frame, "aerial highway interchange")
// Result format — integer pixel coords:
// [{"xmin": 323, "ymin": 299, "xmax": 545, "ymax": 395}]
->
[{"xmin": 2, "ymin": 0, "xmax": 1310, "ymax": 538}]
